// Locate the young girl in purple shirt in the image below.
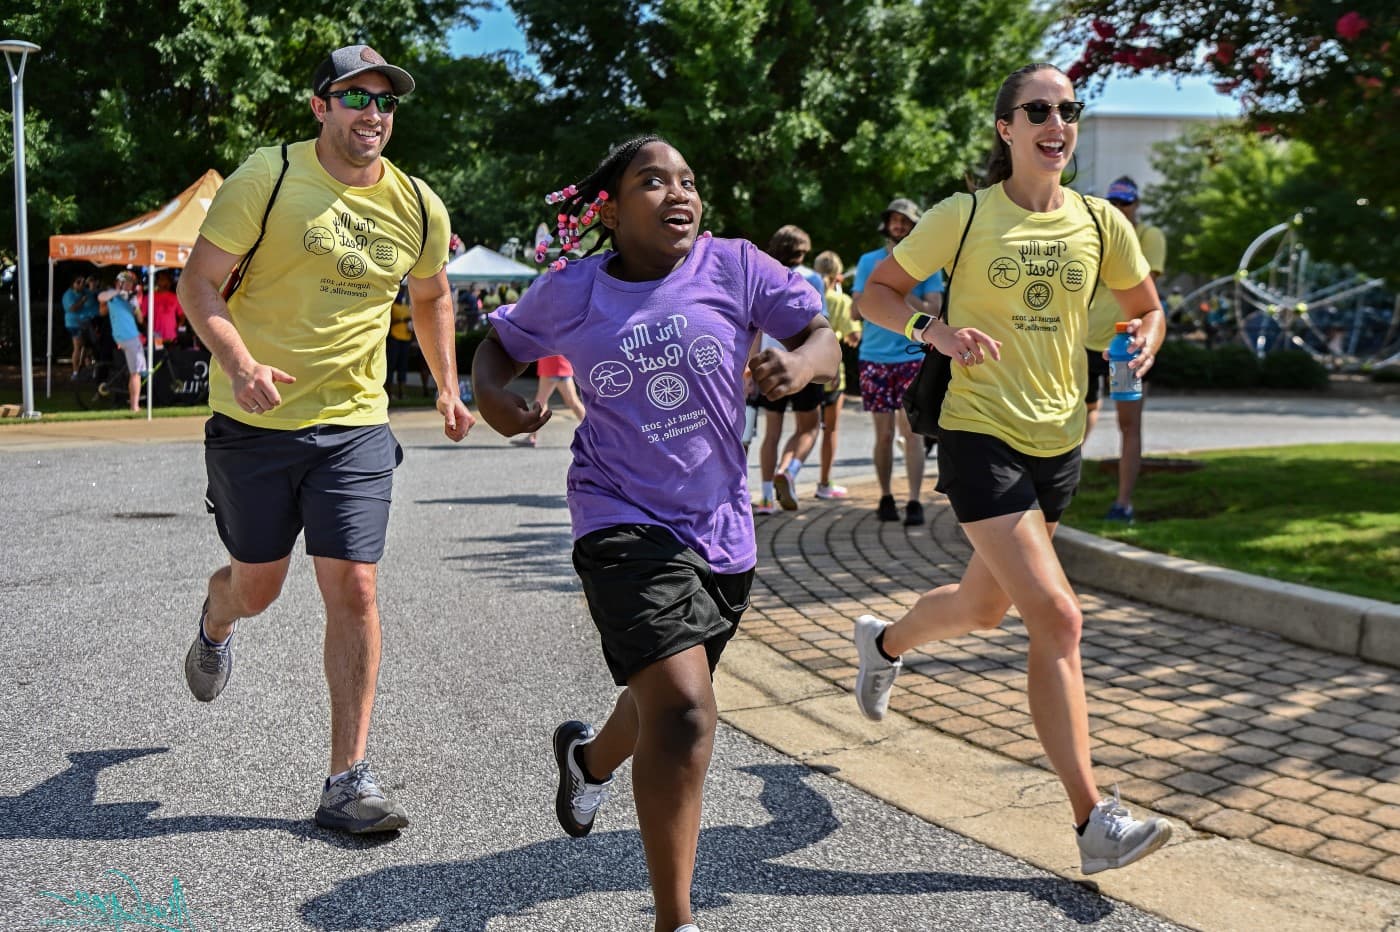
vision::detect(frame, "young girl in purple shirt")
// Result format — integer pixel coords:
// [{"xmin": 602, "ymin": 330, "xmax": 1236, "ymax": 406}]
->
[{"xmin": 474, "ymin": 135, "xmax": 839, "ymax": 932}]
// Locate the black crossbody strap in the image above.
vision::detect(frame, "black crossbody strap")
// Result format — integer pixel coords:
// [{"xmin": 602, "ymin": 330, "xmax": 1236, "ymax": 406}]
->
[
  {"xmin": 225, "ymin": 142, "xmax": 290, "ymax": 300},
  {"xmin": 940, "ymin": 189, "xmax": 980, "ymax": 325},
  {"xmin": 1075, "ymin": 189, "xmax": 1105, "ymax": 289},
  {"xmin": 408, "ymin": 175, "xmax": 428, "ymax": 260}
]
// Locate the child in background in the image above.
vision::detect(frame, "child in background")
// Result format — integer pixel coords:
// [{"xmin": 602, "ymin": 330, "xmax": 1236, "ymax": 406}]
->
[
  {"xmin": 812, "ymin": 250, "xmax": 861, "ymax": 499},
  {"xmin": 473, "ymin": 135, "xmax": 838, "ymax": 932}
]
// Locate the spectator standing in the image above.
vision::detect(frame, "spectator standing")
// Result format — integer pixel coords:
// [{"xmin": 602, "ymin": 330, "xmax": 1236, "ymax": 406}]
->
[
  {"xmin": 852, "ymin": 198, "xmax": 943, "ymax": 526},
  {"xmin": 62, "ymin": 274, "xmax": 99, "ymax": 376},
  {"xmin": 386, "ymin": 283, "xmax": 414, "ymax": 400},
  {"xmin": 177, "ymin": 44, "xmax": 473, "ymax": 835},
  {"xmin": 1083, "ymin": 176, "xmax": 1166, "ymax": 522},
  {"xmin": 812, "ymin": 250, "xmax": 860, "ymax": 499},
  {"xmin": 151, "ymin": 270, "xmax": 182, "ymax": 346},
  {"xmin": 98, "ymin": 270, "xmax": 146, "ymax": 412}
]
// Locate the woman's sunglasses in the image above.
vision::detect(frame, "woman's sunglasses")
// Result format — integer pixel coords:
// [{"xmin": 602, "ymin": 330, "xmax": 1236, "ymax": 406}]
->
[
  {"xmin": 1008, "ymin": 101, "xmax": 1085, "ymax": 125},
  {"xmin": 324, "ymin": 88, "xmax": 399, "ymax": 113}
]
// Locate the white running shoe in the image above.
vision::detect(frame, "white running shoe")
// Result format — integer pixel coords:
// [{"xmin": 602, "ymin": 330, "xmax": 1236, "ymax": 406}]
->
[
  {"xmin": 853, "ymin": 614, "xmax": 901, "ymax": 721},
  {"xmin": 1077, "ymin": 787, "xmax": 1173, "ymax": 875},
  {"xmin": 774, "ymin": 472, "xmax": 798, "ymax": 511},
  {"xmin": 815, "ymin": 483, "xmax": 849, "ymax": 499}
]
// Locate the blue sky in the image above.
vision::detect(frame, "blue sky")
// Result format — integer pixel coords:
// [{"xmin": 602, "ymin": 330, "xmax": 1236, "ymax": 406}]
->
[{"xmin": 448, "ymin": 12, "xmax": 1242, "ymax": 118}]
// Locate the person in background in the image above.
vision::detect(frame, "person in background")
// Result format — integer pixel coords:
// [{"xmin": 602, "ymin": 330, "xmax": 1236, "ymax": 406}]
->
[
  {"xmin": 852, "ymin": 198, "xmax": 943, "ymax": 526},
  {"xmin": 1083, "ymin": 176, "xmax": 1166, "ymax": 523},
  {"xmin": 151, "ymin": 270, "xmax": 182, "ymax": 346},
  {"xmin": 754, "ymin": 225, "xmax": 826, "ymax": 514},
  {"xmin": 386, "ymin": 283, "xmax": 415, "ymax": 400},
  {"xmin": 98, "ymin": 270, "xmax": 146, "ymax": 412},
  {"xmin": 62, "ymin": 274, "xmax": 100, "ymax": 377},
  {"xmin": 513, "ymin": 354, "xmax": 586, "ymax": 447},
  {"xmin": 812, "ymin": 250, "xmax": 860, "ymax": 499}
]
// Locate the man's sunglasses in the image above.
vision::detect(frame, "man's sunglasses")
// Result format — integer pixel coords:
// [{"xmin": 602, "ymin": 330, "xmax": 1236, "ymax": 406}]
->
[
  {"xmin": 1007, "ymin": 101, "xmax": 1085, "ymax": 125},
  {"xmin": 324, "ymin": 88, "xmax": 399, "ymax": 113}
]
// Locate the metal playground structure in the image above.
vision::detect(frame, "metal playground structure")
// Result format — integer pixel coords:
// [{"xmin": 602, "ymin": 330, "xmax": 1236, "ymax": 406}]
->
[{"xmin": 1175, "ymin": 214, "xmax": 1400, "ymax": 370}]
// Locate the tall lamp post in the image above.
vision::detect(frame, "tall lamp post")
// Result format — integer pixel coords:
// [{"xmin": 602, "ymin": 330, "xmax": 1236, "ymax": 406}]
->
[{"xmin": 2, "ymin": 40, "xmax": 40, "ymax": 419}]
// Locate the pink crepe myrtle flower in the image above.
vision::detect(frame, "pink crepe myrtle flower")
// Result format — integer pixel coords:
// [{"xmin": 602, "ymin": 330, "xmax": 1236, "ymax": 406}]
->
[{"xmin": 1336, "ymin": 12, "xmax": 1371, "ymax": 41}]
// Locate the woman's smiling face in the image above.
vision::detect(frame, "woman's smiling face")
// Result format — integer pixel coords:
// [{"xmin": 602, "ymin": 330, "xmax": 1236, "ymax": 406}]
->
[{"xmin": 997, "ymin": 67, "xmax": 1078, "ymax": 179}]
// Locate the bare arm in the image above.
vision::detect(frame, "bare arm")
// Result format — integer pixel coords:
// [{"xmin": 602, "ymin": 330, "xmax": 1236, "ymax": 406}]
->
[
  {"xmin": 749, "ymin": 316, "xmax": 840, "ymax": 401},
  {"xmin": 177, "ymin": 235, "xmax": 295, "ymax": 413},
  {"xmin": 1108, "ymin": 276, "xmax": 1166, "ymax": 377},
  {"xmin": 407, "ymin": 268, "xmax": 474, "ymax": 442},
  {"xmin": 865, "ymin": 255, "xmax": 1001, "ymax": 367},
  {"xmin": 471, "ymin": 329, "xmax": 551, "ymax": 437}
]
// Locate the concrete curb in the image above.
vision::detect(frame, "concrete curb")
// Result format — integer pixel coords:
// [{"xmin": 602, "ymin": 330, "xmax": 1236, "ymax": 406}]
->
[{"xmin": 1054, "ymin": 527, "xmax": 1400, "ymax": 667}]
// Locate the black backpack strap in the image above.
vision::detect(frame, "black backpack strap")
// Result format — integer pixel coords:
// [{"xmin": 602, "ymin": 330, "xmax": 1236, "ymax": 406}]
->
[
  {"xmin": 939, "ymin": 190, "xmax": 980, "ymax": 325},
  {"xmin": 225, "ymin": 142, "xmax": 290, "ymax": 300},
  {"xmin": 1075, "ymin": 189, "xmax": 1105, "ymax": 290},
  {"xmin": 408, "ymin": 175, "xmax": 428, "ymax": 260}
]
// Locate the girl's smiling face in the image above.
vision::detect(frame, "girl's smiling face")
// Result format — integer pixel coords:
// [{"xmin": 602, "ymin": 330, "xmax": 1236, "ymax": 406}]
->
[{"xmin": 601, "ymin": 141, "xmax": 704, "ymax": 281}]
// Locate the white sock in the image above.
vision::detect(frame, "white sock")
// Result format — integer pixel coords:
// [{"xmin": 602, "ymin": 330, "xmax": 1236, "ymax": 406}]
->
[
  {"xmin": 762, "ymin": 480, "xmax": 774, "ymax": 500},
  {"xmin": 327, "ymin": 767, "xmax": 352, "ymax": 786}
]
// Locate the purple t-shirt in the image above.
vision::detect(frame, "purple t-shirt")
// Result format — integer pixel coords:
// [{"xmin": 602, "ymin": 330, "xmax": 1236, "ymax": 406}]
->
[{"xmin": 490, "ymin": 236, "xmax": 821, "ymax": 572}]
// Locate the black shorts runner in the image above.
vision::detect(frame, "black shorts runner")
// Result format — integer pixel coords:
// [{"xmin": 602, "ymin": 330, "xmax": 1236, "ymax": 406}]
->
[
  {"xmin": 204, "ymin": 413, "xmax": 402, "ymax": 564},
  {"xmin": 755, "ymin": 381, "xmax": 823, "ymax": 413},
  {"xmin": 572, "ymin": 523, "xmax": 754, "ymax": 686},
  {"xmin": 934, "ymin": 429, "xmax": 1081, "ymax": 524}
]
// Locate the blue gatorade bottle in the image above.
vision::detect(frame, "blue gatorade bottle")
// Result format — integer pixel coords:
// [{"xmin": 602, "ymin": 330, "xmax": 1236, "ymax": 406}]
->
[{"xmin": 1108, "ymin": 322, "xmax": 1142, "ymax": 402}]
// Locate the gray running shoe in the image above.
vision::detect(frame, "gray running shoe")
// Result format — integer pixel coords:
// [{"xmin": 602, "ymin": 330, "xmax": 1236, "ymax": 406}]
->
[
  {"xmin": 184, "ymin": 599, "xmax": 235, "ymax": 702},
  {"xmin": 553, "ymin": 720, "xmax": 613, "ymax": 838},
  {"xmin": 314, "ymin": 760, "xmax": 409, "ymax": 834},
  {"xmin": 674, "ymin": 925, "xmax": 701, "ymax": 932},
  {"xmin": 1077, "ymin": 787, "xmax": 1172, "ymax": 874},
  {"xmin": 853, "ymin": 614, "xmax": 901, "ymax": 721}
]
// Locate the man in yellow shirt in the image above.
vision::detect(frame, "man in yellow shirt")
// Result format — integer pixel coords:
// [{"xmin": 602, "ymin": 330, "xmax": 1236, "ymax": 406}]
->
[
  {"xmin": 1084, "ymin": 176, "xmax": 1166, "ymax": 522},
  {"xmin": 177, "ymin": 44, "xmax": 473, "ymax": 834}
]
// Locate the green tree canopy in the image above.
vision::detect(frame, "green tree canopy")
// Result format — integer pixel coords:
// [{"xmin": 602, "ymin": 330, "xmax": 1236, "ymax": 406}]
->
[{"xmin": 512, "ymin": 0, "xmax": 1049, "ymax": 262}]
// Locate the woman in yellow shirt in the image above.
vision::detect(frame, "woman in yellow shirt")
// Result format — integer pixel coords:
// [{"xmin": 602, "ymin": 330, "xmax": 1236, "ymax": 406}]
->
[
  {"xmin": 812, "ymin": 250, "xmax": 861, "ymax": 498},
  {"xmin": 849, "ymin": 61, "xmax": 1172, "ymax": 876}
]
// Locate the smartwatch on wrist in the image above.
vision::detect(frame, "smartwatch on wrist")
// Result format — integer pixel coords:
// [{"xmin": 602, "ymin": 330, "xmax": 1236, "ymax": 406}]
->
[{"xmin": 904, "ymin": 312, "xmax": 934, "ymax": 343}]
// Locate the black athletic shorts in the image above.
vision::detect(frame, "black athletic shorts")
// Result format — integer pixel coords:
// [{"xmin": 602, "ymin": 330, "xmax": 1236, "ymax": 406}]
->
[
  {"xmin": 1084, "ymin": 349, "xmax": 1110, "ymax": 405},
  {"xmin": 934, "ymin": 429, "xmax": 1081, "ymax": 524},
  {"xmin": 572, "ymin": 523, "xmax": 754, "ymax": 686},
  {"xmin": 755, "ymin": 381, "xmax": 823, "ymax": 413},
  {"xmin": 204, "ymin": 413, "xmax": 403, "ymax": 564}
]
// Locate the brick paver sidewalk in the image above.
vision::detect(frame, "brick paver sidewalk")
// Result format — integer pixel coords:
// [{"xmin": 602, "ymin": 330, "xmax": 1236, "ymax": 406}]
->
[{"xmin": 741, "ymin": 482, "xmax": 1400, "ymax": 884}]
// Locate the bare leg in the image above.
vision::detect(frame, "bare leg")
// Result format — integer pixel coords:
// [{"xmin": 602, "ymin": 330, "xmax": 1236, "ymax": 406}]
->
[
  {"xmin": 128, "ymin": 371, "xmax": 142, "ymax": 412},
  {"xmin": 819, "ymin": 400, "xmax": 840, "ymax": 486},
  {"xmin": 583, "ymin": 647, "xmax": 716, "ymax": 932},
  {"xmin": 529, "ymin": 377, "xmax": 558, "ymax": 444},
  {"xmin": 882, "ymin": 513, "xmax": 1098, "ymax": 823},
  {"xmin": 870, "ymin": 411, "xmax": 895, "ymax": 496},
  {"xmin": 203, "ymin": 556, "xmax": 293, "ymax": 642},
  {"xmin": 759, "ymin": 409, "xmax": 783, "ymax": 484},
  {"xmin": 313, "ymin": 557, "xmax": 382, "ymax": 775},
  {"xmin": 555, "ymin": 376, "xmax": 587, "ymax": 421},
  {"xmin": 1114, "ymin": 397, "xmax": 1143, "ymax": 509},
  {"xmin": 1083, "ymin": 400, "xmax": 1101, "ymax": 444},
  {"xmin": 777, "ymin": 408, "xmax": 819, "ymax": 474},
  {"xmin": 896, "ymin": 408, "xmax": 924, "ymax": 502}
]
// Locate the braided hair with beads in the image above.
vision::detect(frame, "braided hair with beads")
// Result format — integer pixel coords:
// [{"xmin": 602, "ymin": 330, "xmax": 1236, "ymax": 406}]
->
[{"xmin": 536, "ymin": 134, "xmax": 669, "ymax": 272}]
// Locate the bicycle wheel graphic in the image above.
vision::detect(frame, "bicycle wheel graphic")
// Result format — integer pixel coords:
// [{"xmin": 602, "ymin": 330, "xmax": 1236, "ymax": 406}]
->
[{"xmin": 647, "ymin": 372, "xmax": 688, "ymax": 410}]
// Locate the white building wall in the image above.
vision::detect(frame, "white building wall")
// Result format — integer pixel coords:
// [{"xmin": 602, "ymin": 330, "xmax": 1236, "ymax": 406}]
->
[{"xmin": 1072, "ymin": 113, "xmax": 1222, "ymax": 210}]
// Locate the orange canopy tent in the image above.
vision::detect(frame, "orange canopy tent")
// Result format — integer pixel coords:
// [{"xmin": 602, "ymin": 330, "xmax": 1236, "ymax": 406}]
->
[{"xmin": 45, "ymin": 169, "xmax": 223, "ymax": 415}]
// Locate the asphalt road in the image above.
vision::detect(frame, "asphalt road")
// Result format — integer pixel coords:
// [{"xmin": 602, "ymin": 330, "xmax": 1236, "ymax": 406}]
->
[{"xmin": 2, "ymin": 391, "xmax": 1393, "ymax": 931}]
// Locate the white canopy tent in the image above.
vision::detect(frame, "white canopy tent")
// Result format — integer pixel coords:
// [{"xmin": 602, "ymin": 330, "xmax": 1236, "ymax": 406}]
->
[{"xmin": 443, "ymin": 245, "xmax": 539, "ymax": 285}]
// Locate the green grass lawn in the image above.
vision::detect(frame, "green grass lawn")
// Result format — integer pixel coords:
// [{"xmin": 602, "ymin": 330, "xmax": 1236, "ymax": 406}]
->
[{"xmin": 1065, "ymin": 443, "xmax": 1400, "ymax": 603}]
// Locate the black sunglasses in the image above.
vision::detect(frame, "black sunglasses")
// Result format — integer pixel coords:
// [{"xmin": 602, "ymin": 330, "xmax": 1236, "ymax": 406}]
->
[
  {"xmin": 1007, "ymin": 101, "xmax": 1085, "ymax": 125},
  {"xmin": 324, "ymin": 88, "xmax": 399, "ymax": 113}
]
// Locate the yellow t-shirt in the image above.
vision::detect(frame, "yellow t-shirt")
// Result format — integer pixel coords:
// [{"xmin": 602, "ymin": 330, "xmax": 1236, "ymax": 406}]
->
[
  {"xmin": 389, "ymin": 299, "xmax": 413, "ymax": 342},
  {"xmin": 893, "ymin": 183, "xmax": 1148, "ymax": 455},
  {"xmin": 824, "ymin": 286, "xmax": 860, "ymax": 393},
  {"xmin": 200, "ymin": 140, "xmax": 450, "ymax": 428},
  {"xmin": 1086, "ymin": 221, "xmax": 1166, "ymax": 351}
]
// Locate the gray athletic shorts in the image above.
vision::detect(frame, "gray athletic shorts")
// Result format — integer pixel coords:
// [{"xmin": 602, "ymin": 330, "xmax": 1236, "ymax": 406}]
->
[{"xmin": 204, "ymin": 413, "xmax": 403, "ymax": 564}]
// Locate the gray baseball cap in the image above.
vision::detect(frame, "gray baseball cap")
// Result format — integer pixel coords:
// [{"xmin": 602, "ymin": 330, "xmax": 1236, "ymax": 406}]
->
[
  {"xmin": 312, "ymin": 45, "xmax": 415, "ymax": 97},
  {"xmin": 879, "ymin": 197, "xmax": 922, "ymax": 233}
]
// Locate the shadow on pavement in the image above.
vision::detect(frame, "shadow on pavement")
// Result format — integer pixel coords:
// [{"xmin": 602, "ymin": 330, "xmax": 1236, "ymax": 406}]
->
[
  {"xmin": 0, "ymin": 748, "xmax": 389, "ymax": 849},
  {"xmin": 300, "ymin": 764, "xmax": 1113, "ymax": 930}
]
